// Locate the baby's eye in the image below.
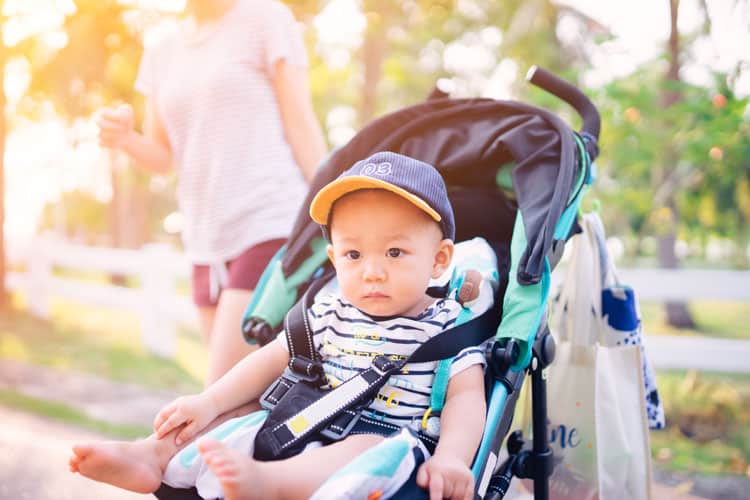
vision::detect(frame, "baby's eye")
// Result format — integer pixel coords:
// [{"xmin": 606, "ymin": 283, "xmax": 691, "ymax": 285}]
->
[
  {"xmin": 345, "ymin": 250, "xmax": 361, "ymax": 260},
  {"xmin": 386, "ymin": 248, "xmax": 402, "ymax": 258}
]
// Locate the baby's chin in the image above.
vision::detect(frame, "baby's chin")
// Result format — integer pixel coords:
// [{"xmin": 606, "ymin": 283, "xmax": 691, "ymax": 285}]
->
[{"xmin": 353, "ymin": 299, "xmax": 427, "ymax": 318}]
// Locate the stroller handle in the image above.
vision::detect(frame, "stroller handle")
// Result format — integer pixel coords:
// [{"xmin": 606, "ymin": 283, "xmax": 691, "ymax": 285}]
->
[{"xmin": 526, "ymin": 65, "xmax": 600, "ymax": 159}]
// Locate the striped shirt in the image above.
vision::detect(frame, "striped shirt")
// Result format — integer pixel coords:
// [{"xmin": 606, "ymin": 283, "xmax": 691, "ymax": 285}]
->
[
  {"xmin": 135, "ymin": 0, "xmax": 309, "ymax": 263},
  {"xmin": 278, "ymin": 296, "xmax": 487, "ymax": 426}
]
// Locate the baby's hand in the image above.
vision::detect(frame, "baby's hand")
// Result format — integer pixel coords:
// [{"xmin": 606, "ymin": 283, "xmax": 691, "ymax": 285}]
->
[
  {"xmin": 417, "ymin": 452, "xmax": 474, "ymax": 500},
  {"xmin": 153, "ymin": 393, "xmax": 218, "ymax": 445}
]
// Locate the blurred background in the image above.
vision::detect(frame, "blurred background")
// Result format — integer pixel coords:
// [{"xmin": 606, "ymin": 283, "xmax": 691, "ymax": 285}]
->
[{"xmin": 0, "ymin": 0, "xmax": 748, "ymax": 498}]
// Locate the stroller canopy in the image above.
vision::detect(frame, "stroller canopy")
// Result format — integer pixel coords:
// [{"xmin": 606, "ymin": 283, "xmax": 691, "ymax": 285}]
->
[{"xmin": 282, "ymin": 96, "xmax": 582, "ymax": 287}]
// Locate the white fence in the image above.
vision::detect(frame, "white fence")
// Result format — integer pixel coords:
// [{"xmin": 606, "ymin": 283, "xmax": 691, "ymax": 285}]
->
[
  {"xmin": 5, "ymin": 236, "xmax": 750, "ymax": 370},
  {"xmin": 6, "ymin": 234, "xmax": 195, "ymax": 358},
  {"xmin": 552, "ymin": 268, "xmax": 750, "ymax": 373}
]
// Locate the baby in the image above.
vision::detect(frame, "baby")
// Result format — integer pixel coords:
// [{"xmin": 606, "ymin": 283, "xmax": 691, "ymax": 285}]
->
[{"xmin": 70, "ymin": 151, "xmax": 487, "ymax": 500}]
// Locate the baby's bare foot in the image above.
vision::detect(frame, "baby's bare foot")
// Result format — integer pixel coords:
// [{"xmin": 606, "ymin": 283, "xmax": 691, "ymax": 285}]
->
[
  {"xmin": 199, "ymin": 439, "xmax": 271, "ymax": 500},
  {"xmin": 69, "ymin": 440, "xmax": 162, "ymax": 493}
]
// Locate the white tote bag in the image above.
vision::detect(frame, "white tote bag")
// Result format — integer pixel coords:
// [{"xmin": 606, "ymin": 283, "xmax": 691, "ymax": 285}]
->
[{"xmin": 545, "ymin": 213, "xmax": 653, "ymax": 500}]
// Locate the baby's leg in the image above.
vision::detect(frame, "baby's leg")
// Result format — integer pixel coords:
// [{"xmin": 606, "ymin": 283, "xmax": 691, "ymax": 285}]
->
[
  {"xmin": 199, "ymin": 434, "xmax": 384, "ymax": 500},
  {"xmin": 69, "ymin": 401, "xmax": 260, "ymax": 493}
]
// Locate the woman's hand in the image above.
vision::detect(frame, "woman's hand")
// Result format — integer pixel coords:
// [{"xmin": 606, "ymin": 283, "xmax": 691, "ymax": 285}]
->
[
  {"xmin": 97, "ymin": 104, "xmax": 135, "ymax": 150},
  {"xmin": 153, "ymin": 393, "xmax": 219, "ymax": 445},
  {"xmin": 417, "ymin": 452, "xmax": 475, "ymax": 500}
]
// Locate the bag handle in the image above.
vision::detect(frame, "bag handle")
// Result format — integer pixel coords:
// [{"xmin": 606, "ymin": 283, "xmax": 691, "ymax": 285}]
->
[
  {"xmin": 586, "ymin": 212, "xmax": 620, "ymax": 289},
  {"xmin": 554, "ymin": 213, "xmax": 604, "ymax": 346}
]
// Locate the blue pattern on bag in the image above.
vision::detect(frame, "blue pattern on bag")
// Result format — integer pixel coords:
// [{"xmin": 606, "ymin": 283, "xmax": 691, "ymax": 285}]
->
[{"xmin": 602, "ymin": 286, "xmax": 665, "ymax": 429}]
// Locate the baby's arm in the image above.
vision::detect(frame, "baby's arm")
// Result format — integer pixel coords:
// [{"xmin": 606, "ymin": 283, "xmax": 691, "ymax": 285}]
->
[
  {"xmin": 417, "ymin": 365, "xmax": 486, "ymax": 500},
  {"xmin": 154, "ymin": 340, "xmax": 290, "ymax": 444}
]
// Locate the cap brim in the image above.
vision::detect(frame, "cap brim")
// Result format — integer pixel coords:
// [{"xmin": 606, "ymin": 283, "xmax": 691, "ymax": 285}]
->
[{"xmin": 310, "ymin": 176, "xmax": 442, "ymax": 225}]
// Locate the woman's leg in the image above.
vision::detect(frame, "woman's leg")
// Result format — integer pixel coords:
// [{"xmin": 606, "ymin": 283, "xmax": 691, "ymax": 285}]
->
[
  {"xmin": 205, "ymin": 288, "xmax": 257, "ymax": 384},
  {"xmin": 197, "ymin": 305, "xmax": 217, "ymax": 344},
  {"xmin": 204, "ymin": 238, "xmax": 286, "ymax": 384}
]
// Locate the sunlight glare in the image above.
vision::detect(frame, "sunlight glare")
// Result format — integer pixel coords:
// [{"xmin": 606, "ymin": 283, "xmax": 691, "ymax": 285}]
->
[
  {"xmin": 3, "ymin": 57, "xmax": 30, "ymax": 104},
  {"xmin": 313, "ymin": 0, "xmax": 366, "ymax": 66}
]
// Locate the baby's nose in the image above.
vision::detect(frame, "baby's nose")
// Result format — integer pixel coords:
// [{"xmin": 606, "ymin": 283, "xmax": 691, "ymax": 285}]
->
[{"xmin": 362, "ymin": 260, "xmax": 386, "ymax": 281}]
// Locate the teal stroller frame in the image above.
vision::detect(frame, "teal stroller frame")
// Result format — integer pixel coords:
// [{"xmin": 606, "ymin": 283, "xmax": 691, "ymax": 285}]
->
[{"xmin": 154, "ymin": 66, "xmax": 600, "ymax": 500}]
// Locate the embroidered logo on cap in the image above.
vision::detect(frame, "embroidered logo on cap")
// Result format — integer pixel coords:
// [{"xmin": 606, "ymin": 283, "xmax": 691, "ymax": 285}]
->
[{"xmin": 361, "ymin": 162, "xmax": 392, "ymax": 176}]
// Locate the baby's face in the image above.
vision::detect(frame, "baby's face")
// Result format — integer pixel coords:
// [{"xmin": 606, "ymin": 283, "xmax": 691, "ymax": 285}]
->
[{"xmin": 327, "ymin": 190, "xmax": 453, "ymax": 317}]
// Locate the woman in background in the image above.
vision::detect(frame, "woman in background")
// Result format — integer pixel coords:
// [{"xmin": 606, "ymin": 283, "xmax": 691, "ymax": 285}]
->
[{"xmin": 97, "ymin": 0, "xmax": 327, "ymax": 384}]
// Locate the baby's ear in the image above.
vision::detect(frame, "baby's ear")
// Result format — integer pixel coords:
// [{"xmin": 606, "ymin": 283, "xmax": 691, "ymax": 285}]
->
[
  {"xmin": 326, "ymin": 244, "xmax": 336, "ymax": 267},
  {"xmin": 431, "ymin": 239, "xmax": 454, "ymax": 278}
]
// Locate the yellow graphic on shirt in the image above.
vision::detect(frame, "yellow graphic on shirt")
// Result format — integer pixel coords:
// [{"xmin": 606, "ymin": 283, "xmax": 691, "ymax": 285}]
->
[
  {"xmin": 353, "ymin": 327, "xmax": 387, "ymax": 347},
  {"xmin": 376, "ymin": 389, "xmax": 403, "ymax": 408},
  {"xmin": 322, "ymin": 339, "xmax": 407, "ymax": 361}
]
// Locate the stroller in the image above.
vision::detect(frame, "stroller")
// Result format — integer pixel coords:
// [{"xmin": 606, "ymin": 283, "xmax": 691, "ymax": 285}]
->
[{"xmin": 155, "ymin": 66, "xmax": 600, "ymax": 500}]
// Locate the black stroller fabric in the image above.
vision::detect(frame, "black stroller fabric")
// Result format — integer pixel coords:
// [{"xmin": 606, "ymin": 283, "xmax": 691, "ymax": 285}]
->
[{"xmin": 282, "ymin": 97, "xmax": 580, "ymax": 286}]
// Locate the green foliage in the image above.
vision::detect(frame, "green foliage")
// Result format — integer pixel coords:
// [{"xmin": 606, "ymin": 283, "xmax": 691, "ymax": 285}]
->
[
  {"xmin": 0, "ymin": 300, "xmax": 204, "ymax": 392},
  {"xmin": 26, "ymin": 0, "xmax": 144, "ymax": 118},
  {"xmin": 594, "ymin": 65, "xmax": 750, "ymax": 257},
  {"xmin": 6, "ymin": 1, "xmax": 750, "ymax": 257},
  {"xmin": 0, "ymin": 388, "xmax": 151, "ymax": 439},
  {"xmin": 37, "ymin": 190, "xmax": 108, "ymax": 242},
  {"xmin": 653, "ymin": 370, "xmax": 750, "ymax": 475},
  {"xmin": 297, "ymin": 0, "xmax": 594, "ymax": 129},
  {"xmin": 640, "ymin": 300, "xmax": 750, "ymax": 340}
]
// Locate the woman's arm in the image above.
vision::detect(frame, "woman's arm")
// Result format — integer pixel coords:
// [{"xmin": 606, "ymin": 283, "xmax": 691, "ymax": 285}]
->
[
  {"xmin": 272, "ymin": 60, "xmax": 328, "ymax": 181},
  {"xmin": 98, "ymin": 100, "xmax": 174, "ymax": 175}
]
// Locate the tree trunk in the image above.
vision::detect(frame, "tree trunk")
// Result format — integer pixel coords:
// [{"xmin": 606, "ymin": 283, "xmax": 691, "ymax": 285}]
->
[
  {"xmin": 659, "ymin": 0, "xmax": 695, "ymax": 328},
  {"xmin": 108, "ymin": 151, "xmax": 127, "ymax": 285},
  {"xmin": 358, "ymin": 5, "xmax": 388, "ymax": 126},
  {"xmin": 0, "ymin": 44, "xmax": 8, "ymax": 310},
  {"xmin": 124, "ymin": 184, "xmax": 148, "ymax": 249}
]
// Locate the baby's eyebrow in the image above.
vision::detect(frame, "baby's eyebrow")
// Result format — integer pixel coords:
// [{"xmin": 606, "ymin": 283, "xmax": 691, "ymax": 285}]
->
[{"xmin": 385, "ymin": 234, "xmax": 412, "ymax": 242}]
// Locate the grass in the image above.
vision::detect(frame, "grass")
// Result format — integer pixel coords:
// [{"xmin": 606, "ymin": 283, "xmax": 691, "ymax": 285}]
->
[
  {"xmin": 0, "ymin": 388, "xmax": 151, "ymax": 439},
  {"xmin": 652, "ymin": 370, "xmax": 750, "ymax": 476},
  {"xmin": 0, "ymin": 294, "xmax": 205, "ymax": 393},
  {"xmin": 640, "ymin": 301, "xmax": 750, "ymax": 340}
]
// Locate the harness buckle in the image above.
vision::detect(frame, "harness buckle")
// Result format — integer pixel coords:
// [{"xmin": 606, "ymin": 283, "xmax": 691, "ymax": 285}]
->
[
  {"xmin": 371, "ymin": 355, "xmax": 399, "ymax": 377},
  {"xmin": 259, "ymin": 356, "xmax": 326, "ymax": 412},
  {"xmin": 288, "ymin": 355, "xmax": 326, "ymax": 385},
  {"xmin": 259, "ymin": 373, "xmax": 295, "ymax": 411},
  {"xmin": 319, "ymin": 409, "xmax": 362, "ymax": 441}
]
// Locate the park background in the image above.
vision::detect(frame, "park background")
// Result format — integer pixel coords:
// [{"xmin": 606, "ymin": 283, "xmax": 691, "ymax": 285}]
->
[{"xmin": 0, "ymin": 0, "xmax": 749, "ymax": 498}]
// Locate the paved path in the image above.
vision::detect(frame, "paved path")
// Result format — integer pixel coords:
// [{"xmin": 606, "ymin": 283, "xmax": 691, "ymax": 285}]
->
[
  {"xmin": 0, "ymin": 360, "xmax": 179, "ymax": 500},
  {"xmin": 0, "ymin": 406, "xmax": 150, "ymax": 500},
  {"xmin": 0, "ymin": 359, "xmax": 182, "ymax": 428}
]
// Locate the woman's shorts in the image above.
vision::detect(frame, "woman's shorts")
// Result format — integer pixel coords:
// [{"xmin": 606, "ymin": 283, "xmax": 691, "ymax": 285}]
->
[{"xmin": 192, "ymin": 238, "xmax": 286, "ymax": 307}]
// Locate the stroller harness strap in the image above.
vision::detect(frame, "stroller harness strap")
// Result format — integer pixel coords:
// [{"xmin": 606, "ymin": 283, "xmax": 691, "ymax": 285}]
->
[{"xmin": 254, "ymin": 279, "xmax": 500, "ymax": 461}]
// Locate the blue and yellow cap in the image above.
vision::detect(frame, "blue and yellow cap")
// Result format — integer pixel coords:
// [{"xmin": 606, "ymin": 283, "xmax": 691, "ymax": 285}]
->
[{"xmin": 310, "ymin": 151, "xmax": 455, "ymax": 240}]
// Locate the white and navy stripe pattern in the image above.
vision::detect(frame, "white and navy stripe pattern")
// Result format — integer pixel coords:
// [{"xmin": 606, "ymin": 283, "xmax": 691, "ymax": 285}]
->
[
  {"xmin": 135, "ymin": 0, "xmax": 309, "ymax": 263},
  {"xmin": 278, "ymin": 296, "xmax": 486, "ymax": 427}
]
